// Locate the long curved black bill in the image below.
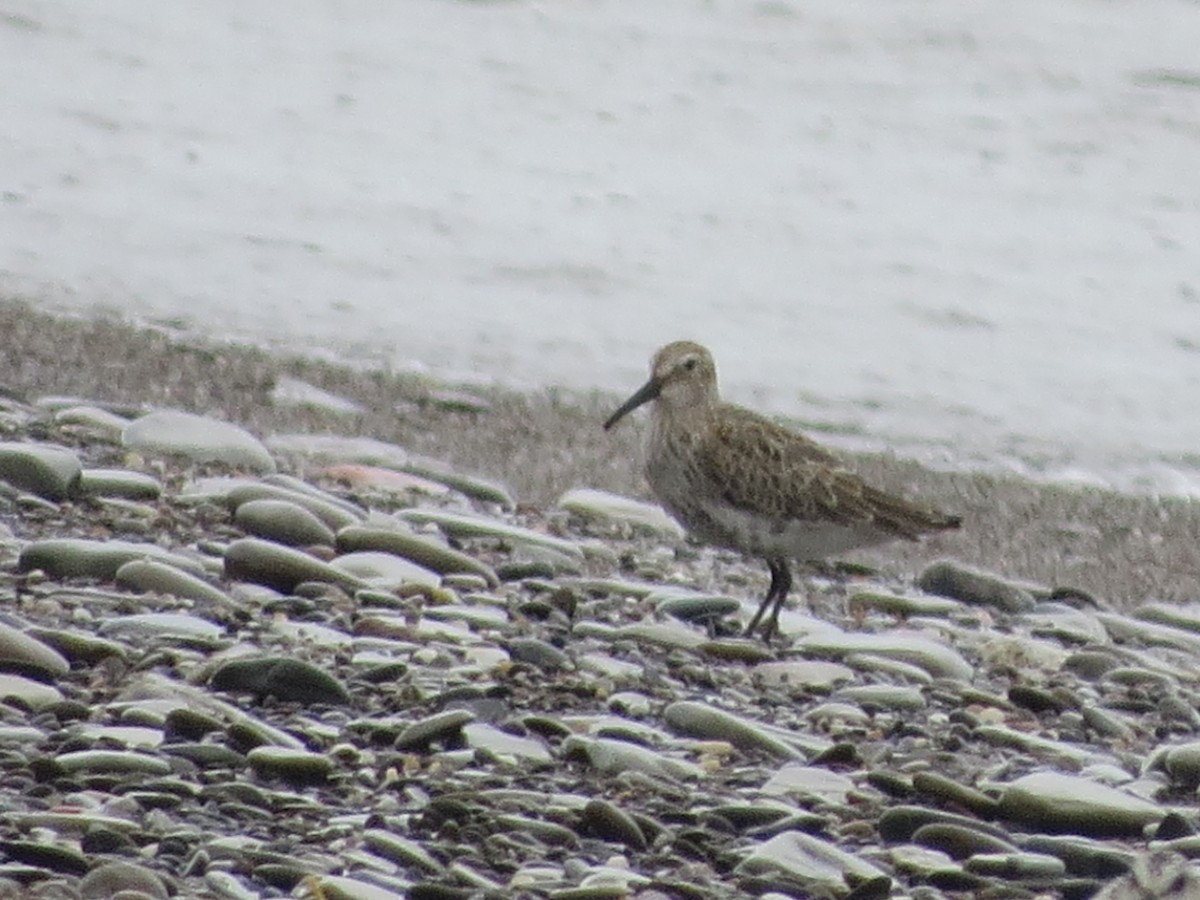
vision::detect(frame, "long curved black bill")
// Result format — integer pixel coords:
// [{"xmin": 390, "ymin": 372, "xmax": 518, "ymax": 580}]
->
[{"xmin": 603, "ymin": 378, "xmax": 661, "ymax": 430}]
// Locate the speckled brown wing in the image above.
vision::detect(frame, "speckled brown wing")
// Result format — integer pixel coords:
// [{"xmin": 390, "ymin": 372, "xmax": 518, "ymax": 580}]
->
[{"xmin": 701, "ymin": 404, "xmax": 961, "ymax": 538}]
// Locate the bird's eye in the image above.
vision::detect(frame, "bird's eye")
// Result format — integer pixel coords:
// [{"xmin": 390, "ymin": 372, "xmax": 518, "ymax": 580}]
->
[{"xmin": 683, "ymin": 357, "xmax": 698, "ymax": 371}]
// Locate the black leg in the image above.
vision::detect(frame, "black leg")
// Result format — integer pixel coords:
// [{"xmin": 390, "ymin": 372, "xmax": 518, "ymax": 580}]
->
[
  {"xmin": 743, "ymin": 559, "xmax": 789, "ymax": 640},
  {"xmin": 761, "ymin": 560, "xmax": 792, "ymax": 642}
]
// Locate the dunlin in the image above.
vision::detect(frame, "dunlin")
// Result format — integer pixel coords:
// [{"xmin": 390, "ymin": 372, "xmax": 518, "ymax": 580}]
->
[{"xmin": 604, "ymin": 340, "xmax": 961, "ymax": 641}]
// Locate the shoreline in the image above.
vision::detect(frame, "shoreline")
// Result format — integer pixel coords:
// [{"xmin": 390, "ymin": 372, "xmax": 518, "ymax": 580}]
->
[
  {"xmin": 3, "ymin": 298, "xmax": 1199, "ymax": 609},
  {"xmin": 4, "ymin": 296, "xmax": 1200, "ymax": 896}
]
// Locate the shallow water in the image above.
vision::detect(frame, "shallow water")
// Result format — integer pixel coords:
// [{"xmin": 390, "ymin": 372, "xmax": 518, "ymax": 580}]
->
[{"xmin": 2, "ymin": 0, "xmax": 1198, "ymax": 494}]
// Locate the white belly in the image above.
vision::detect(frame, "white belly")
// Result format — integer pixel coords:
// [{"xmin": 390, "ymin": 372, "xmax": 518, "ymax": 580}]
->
[{"xmin": 700, "ymin": 500, "xmax": 890, "ymax": 560}]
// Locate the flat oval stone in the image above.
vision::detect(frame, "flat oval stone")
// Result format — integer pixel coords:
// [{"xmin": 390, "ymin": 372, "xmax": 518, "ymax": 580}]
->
[
  {"xmin": 401, "ymin": 459, "xmax": 514, "ymax": 508},
  {"xmin": 1021, "ymin": 835, "xmax": 1135, "ymax": 880},
  {"xmin": 52, "ymin": 404, "xmax": 132, "ymax": 436},
  {"xmin": 54, "ymin": 749, "xmax": 173, "ymax": 776},
  {"xmin": 849, "ymin": 590, "xmax": 962, "ymax": 617},
  {"xmin": 78, "ymin": 468, "xmax": 162, "ymax": 501},
  {"xmin": 918, "ymin": 561, "xmax": 1038, "ymax": 613},
  {"xmin": 209, "ymin": 657, "xmax": 351, "ymax": 706},
  {"xmin": 227, "ymin": 482, "xmax": 362, "ymax": 530},
  {"xmin": 223, "ymin": 537, "xmax": 367, "ymax": 593},
  {"xmin": 362, "ymin": 829, "xmax": 446, "ymax": 874},
  {"xmin": 1098, "ymin": 612, "xmax": 1200, "ymax": 654},
  {"xmin": 879, "ymin": 806, "xmax": 1017, "ymax": 844},
  {"xmin": 833, "ymin": 685, "xmax": 926, "ymax": 712},
  {"xmin": 975, "ymin": 725, "xmax": 1094, "ymax": 765},
  {"xmin": 18, "ymin": 538, "xmax": 206, "ymax": 579},
  {"xmin": 754, "ymin": 660, "xmax": 855, "ymax": 690},
  {"xmin": 580, "ymin": 799, "xmax": 648, "ymax": 851},
  {"xmin": 1022, "ymin": 603, "xmax": 1110, "ymax": 645},
  {"xmin": 650, "ymin": 588, "xmax": 741, "ymax": 624},
  {"xmin": 320, "ymin": 464, "xmax": 451, "ymax": 497},
  {"xmin": 613, "ymin": 621, "xmax": 705, "ymax": 651},
  {"xmin": 495, "ymin": 814, "xmax": 579, "ymax": 849},
  {"xmin": 394, "ymin": 710, "xmax": 475, "ymax": 751},
  {"xmin": 330, "ymin": 551, "xmax": 440, "ymax": 590},
  {"xmin": 562, "ymin": 735, "xmax": 703, "ymax": 781},
  {"xmin": 246, "ymin": 746, "xmax": 332, "ymax": 785},
  {"xmin": 0, "ymin": 441, "xmax": 82, "ymax": 501},
  {"xmin": 557, "ymin": 488, "xmax": 685, "ymax": 538},
  {"xmin": 0, "ymin": 840, "xmax": 88, "ymax": 876},
  {"xmin": 762, "ymin": 765, "xmax": 855, "ymax": 803},
  {"xmin": 1134, "ymin": 602, "xmax": 1200, "ymax": 633},
  {"xmin": 304, "ymin": 875, "xmax": 407, "ymax": 900},
  {"xmin": 397, "ymin": 509, "xmax": 583, "ymax": 562},
  {"xmin": 963, "ymin": 851, "xmax": 1066, "ymax": 880},
  {"xmin": 264, "ymin": 433, "xmax": 410, "ymax": 467},
  {"xmin": 98, "ymin": 613, "xmax": 225, "ymax": 643},
  {"xmin": 1157, "ymin": 742, "xmax": 1200, "ymax": 789},
  {"xmin": 336, "ymin": 525, "xmax": 499, "ymax": 587},
  {"xmin": 0, "ymin": 673, "xmax": 63, "ymax": 709},
  {"xmin": 843, "ymin": 652, "xmax": 934, "ymax": 684},
  {"xmin": 234, "ymin": 498, "xmax": 337, "ymax": 547},
  {"xmin": 996, "ymin": 772, "xmax": 1165, "ymax": 837},
  {"xmin": 26, "ymin": 627, "xmax": 127, "ymax": 665},
  {"xmin": 911, "ymin": 823, "xmax": 1019, "ymax": 859},
  {"xmin": 270, "ymin": 376, "xmax": 364, "ymax": 414},
  {"xmin": 698, "ymin": 638, "xmax": 775, "ymax": 664},
  {"xmin": 506, "ymin": 637, "xmax": 568, "ymax": 671},
  {"xmin": 664, "ymin": 701, "xmax": 804, "ymax": 760},
  {"xmin": 115, "ymin": 559, "xmax": 235, "ymax": 608},
  {"xmin": 463, "ymin": 723, "xmax": 552, "ymax": 763},
  {"xmin": 0, "ymin": 621, "xmax": 69, "ymax": 678},
  {"xmin": 911, "ymin": 772, "xmax": 1000, "ymax": 818},
  {"xmin": 123, "ymin": 409, "xmax": 275, "ymax": 472},
  {"xmin": 735, "ymin": 830, "xmax": 890, "ymax": 887},
  {"xmin": 1064, "ymin": 650, "xmax": 1122, "ymax": 681},
  {"xmin": 78, "ymin": 860, "xmax": 169, "ymax": 899},
  {"xmin": 794, "ymin": 630, "xmax": 972, "ymax": 680}
]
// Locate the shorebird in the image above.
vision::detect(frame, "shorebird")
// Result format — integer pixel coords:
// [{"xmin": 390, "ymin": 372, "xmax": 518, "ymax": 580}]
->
[{"xmin": 603, "ymin": 340, "xmax": 961, "ymax": 641}]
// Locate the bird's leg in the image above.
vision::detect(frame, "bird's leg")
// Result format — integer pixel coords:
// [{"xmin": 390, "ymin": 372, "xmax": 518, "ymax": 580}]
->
[
  {"xmin": 743, "ymin": 559, "xmax": 789, "ymax": 640},
  {"xmin": 760, "ymin": 560, "xmax": 793, "ymax": 643}
]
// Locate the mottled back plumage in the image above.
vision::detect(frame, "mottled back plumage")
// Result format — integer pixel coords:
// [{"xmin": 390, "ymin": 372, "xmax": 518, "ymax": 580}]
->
[{"xmin": 605, "ymin": 340, "xmax": 961, "ymax": 640}]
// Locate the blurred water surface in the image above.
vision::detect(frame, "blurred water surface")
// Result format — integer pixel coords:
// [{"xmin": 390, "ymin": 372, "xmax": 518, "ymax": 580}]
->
[{"xmin": 2, "ymin": 0, "xmax": 1198, "ymax": 493}]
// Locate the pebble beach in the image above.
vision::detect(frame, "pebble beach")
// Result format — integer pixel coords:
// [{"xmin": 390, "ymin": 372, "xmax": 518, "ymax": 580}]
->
[{"xmin": 6, "ymin": 300, "xmax": 1200, "ymax": 899}]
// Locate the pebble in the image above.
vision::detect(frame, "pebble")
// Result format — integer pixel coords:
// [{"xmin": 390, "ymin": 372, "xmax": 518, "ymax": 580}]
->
[
  {"xmin": 123, "ymin": 408, "xmax": 276, "ymax": 472},
  {"xmin": 397, "ymin": 508, "xmax": 583, "ymax": 562},
  {"xmin": 663, "ymin": 701, "xmax": 806, "ymax": 760},
  {"xmin": 18, "ymin": 537, "xmax": 207, "ymax": 579},
  {"xmin": 557, "ymin": 488, "xmax": 685, "ymax": 538},
  {"xmin": 793, "ymin": 629, "xmax": 973, "ymax": 680},
  {"xmin": 0, "ymin": 620, "xmax": 70, "ymax": 677},
  {"xmin": 996, "ymin": 772, "xmax": 1165, "ymax": 837},
  {"xmin": 226, "ymin": 480, "xmax": 363, "ymax": 530},
  {"xmin": 337, "ymin": 524, "xmax": 500, "ymax": 586},
  {"xmin": 78, "ymin": 467, "xmax": 163, "ymax": 500},
  {"xmin": 233, "ymin": 498, "xmax": 337, "ymax": 547},
  {"xmin": 223, "ymin": 536, "xmax": 367, "ymax": 593},
  {"xmin": 918, "ymin": 560, "xmax": 1039, "ymax": 613},
  {"xmin": 208, "ymin": 657, "xmax": 351, "ymax": 705},
  {"xmin": 115, "ymin": 557, "xmax": 236, "ymax": 609},
  {"xmin": 0, "ymin": 440, "xmax": 82, "ymax": 500},
  {"xmin": 0, "ymin": 367, "xmax": 1195, "ymax": 899},
  {"xmin": 270, "ymin": 376, "xmax": 365, "ymax": 414},
  {"xmin": 246, "ymin": 746, "xmax": 333, "ymax": 785}
]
